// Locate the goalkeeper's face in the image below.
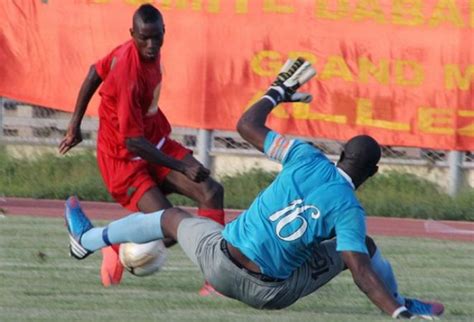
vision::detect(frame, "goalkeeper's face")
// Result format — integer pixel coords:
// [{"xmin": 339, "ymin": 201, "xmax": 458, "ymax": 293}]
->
[{"xmin": 131, "ymin": 20, "xmax": 164, "ymax": 61}]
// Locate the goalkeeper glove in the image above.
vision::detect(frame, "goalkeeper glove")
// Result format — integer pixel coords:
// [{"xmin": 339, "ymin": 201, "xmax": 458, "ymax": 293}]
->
[{"xmin": 263, "ymin": 57, "xmax": 317, "ymax": 107}]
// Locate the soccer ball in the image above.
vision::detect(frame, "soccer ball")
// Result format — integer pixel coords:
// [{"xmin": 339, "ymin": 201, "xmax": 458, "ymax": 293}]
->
[{"xmin": 119, "ymin": 240, "xmax": 168, "ymax": 277}]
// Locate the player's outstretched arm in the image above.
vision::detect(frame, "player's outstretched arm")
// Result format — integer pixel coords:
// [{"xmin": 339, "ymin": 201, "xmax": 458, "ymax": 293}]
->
[
  {"xmin": 342, "ymin": 251, "xmax": 415, "ymax": 319},
  {"xmin": 237, "ymin": 58, "xmax": 316, "ymax": 152},
  {"xmin": 59, "ymin": 65, "xmax": 102, "ymax": 154}
]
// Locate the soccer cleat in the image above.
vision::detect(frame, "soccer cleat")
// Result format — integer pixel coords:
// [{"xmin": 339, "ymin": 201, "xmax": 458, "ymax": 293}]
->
[
  {"xmin": 100, "ymin": 244, "xmax": 124, "ymax": 287},
  {"xmin": 405, "ymin": 298, "xmax": 445, "ymax": 320},
  {"xmin": 64, "ymin": 196, "xmax": 93, "ymax": 260},
  {"xmin": 198, "ymin": 281, "xmax": 223, "ymax": 297}
]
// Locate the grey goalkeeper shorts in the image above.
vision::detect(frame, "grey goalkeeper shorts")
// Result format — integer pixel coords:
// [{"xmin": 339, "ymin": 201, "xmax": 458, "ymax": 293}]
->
[{"xmin": 177, "ymin": 217, "xmax": 345, "ymax": 310}]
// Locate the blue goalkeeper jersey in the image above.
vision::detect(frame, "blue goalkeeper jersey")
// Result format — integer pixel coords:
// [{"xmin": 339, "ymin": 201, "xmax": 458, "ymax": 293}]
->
[{"xmin": 222, "ymin": 131, "xmax": 368, "ymax": 279}]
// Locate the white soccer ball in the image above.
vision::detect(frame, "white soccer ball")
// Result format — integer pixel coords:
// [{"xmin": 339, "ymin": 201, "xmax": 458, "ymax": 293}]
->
[{"xmin": 119, "ymin": 240, "xmax": 168, "ymax": 277}]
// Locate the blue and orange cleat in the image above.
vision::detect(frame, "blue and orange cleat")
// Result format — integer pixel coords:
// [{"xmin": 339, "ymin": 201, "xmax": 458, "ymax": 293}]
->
[
  {"xmin": 100, "ymin": 244, "xmax": 124, "ymax": 287},
  {"xmin": 65, "ymin": 196, "xmax": 93, "ymax": 260},
  {"xmin": 405, "ymin": 297, "xmax": 444, "ymax": 320},
  {"xmin": 198, "ymin": 281, "xmax": 223, "ymax": 297}
]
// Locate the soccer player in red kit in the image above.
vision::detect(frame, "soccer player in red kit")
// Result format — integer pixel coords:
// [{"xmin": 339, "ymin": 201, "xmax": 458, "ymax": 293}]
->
[{"xmin": 59, "ymin": 4, "xmax": 224, "ymax": 295}]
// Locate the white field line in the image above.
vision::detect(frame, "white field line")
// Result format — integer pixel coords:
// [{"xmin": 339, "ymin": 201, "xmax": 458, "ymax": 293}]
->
[{"xmin": 424, "ymin": 220, "xmax": 474, "ymax": 235}]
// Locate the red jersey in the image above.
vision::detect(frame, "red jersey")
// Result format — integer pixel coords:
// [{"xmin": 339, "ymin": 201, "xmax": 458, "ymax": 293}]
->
[{"xmin": 95, "ymin": 40, "xmax": 171, "ymax": 159}]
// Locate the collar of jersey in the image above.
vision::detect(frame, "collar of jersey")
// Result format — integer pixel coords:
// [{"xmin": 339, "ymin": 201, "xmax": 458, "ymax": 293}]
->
[{"xmin": 336, "ymin": 167, "xmax": 355, "ymax": 190}]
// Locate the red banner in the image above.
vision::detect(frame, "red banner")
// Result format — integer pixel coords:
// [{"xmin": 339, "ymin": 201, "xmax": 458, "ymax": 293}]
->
[{"xmin": 0, "ymin": 0, "xmax": 473, "ymax": 150}]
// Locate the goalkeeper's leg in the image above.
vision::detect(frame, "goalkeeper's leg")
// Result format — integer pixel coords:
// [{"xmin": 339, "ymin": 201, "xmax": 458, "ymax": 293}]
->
[
  {"xmin": 366, "ymin": 236, "xmax": 404, "ymax": 304},
  {"xmin": 66, "ymin": 196, "xmax": 191, "ymax": 252},
  {"xmin": 367, "ymin": 237, "xmax": 445, "ymax": 318},
  {"xmin": 81, "ymin": 212, "xmax": 165, "ymax": 251}
]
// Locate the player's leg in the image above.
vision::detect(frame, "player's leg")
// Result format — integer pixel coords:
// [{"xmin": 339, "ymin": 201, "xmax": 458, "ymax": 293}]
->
[
  {"xmin": 101, "ymin": 187, "xmax": 173, "ymax": 287},
  {"xmin": 96, "ymin": 151, "xmax": 171, "ymax": 286},
  {"xmin": 365, "ymin": 236, "xmax": 403, "ymax": 304},
  {"xmin": 136, "ymin": 187, "xmax": 175, "ymax": 247},
  {"xmin": 160, "ymin": 154, "xmax": 225, "ymax": 296},
  {"xmin": 65, "ymin": 196, "xmax": 190, "ymax": 254},
  {"xmin": 159, "ymin": 140, "xmax": 225, "ymax": 226},
  {"xmin": 366, "ymin": 236, "xmax": 444, "ymax": 318},
  {"xmin": 136, "ymin": 186, "xmax": 172, "ymax": 212},
  {"xmin": 175, "ymin": 217, "xmax": 232, "ymax": 296},
  {"xmin": 264, "ymin": 237, "xmax": 399, "ymax": 310},
  {"xmin": 162, "ymin": 163, "xmax": 225, "ymax": 224},
  {"xmin": 266, "ymin": 236, "xmax": 400, "ymax": 310},
  {"xmin": 288, "ymin": 237, "xmax": 398, "ymax": 307}
]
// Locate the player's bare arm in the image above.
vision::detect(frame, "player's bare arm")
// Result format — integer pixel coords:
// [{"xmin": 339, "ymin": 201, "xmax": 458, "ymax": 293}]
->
[
  {"xmin": 59, "ymin": 65, "xmax": 102, "ymax": 154},
  {"xmin": 342, "ymin": 251, "xmax": 412, "ymax": 319},
  {"xmin": 237, "ymin": 58, "xmax": 316, "ymax": 152},
  {"xmin": 237, "ymin": 99, "xmax": 274, "ymax": 152},
  {"xmin": 126, "ymin": 136, "xmax": 210, "ymax": 182}
]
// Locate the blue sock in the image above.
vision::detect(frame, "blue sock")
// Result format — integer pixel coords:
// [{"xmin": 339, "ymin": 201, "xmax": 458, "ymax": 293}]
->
[
  {"xmin": 81, "ymin": 210, "xmax": 165, "ymax": 251},
  {"xmin": 371, "ymin": 248, "xmax": 405, "ymax": 305}
]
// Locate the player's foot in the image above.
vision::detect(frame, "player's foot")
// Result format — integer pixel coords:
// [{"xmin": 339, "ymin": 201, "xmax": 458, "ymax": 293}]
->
[
  {"xmin": 64, "ymin": 196, "xmax": 93, "ymax": 260},
  {"xmin": 100, "ymin": 244, "xmax": 124, "ymax": 287},
  {"xmin": 198, "ymin": 281, "xmax": 223, "ymax": 297},
  {"xmin": 405, "ymin": 298, "xmax": 444, "ymax": 319}
]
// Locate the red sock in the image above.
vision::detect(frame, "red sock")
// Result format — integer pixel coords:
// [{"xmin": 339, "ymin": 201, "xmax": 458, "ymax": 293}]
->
[
  {"xmin": 100, "ymin": 244, "xmax": 124, "ymax": 287},
  {"xmin": 198, "ymin": 208, "xmax": 225, "ymax": 225}
]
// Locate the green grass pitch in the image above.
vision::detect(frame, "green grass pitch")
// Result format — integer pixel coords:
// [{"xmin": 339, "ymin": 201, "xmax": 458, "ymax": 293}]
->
[{"xmin": 1, "ymin": 215, "xmax": 473, "ymax": 321}]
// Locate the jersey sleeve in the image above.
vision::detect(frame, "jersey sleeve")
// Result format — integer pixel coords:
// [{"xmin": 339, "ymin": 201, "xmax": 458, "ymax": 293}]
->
[
  {"xmin": 95, "ymin": 43, "xmax": 128, "ymax": 80},
  {"xmin": 335, "ymin": 208, "xmax": 368, "ymax": 254},
  {"xmin": 95, "ymin": 51, "xmax": 115, "ymax": 80},
  {"xmin": 263, "ymin": 131, "xmax": 321, "ymax": 167}
]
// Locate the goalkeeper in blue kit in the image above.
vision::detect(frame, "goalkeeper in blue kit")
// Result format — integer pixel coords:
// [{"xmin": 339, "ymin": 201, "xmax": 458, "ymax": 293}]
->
[{"xmin": 64, "ymin": 58, "xmax": 444, "ymax": 319}]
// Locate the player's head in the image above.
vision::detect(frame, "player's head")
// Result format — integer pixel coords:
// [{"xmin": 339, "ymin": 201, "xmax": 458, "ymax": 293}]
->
[
  {"xmin": 130, "ymin": 4, "xmax": 165, "ymax": 61},
  {"xmin": 337, "ymin": 135, "xmax": 381, "ymax": 189}
]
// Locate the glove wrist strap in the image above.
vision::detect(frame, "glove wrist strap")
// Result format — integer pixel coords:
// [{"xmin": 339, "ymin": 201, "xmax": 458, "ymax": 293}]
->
[
  {"xmin": 263, "ymin": 86, "xmax": 287, "ymax": 107},
  {"xmin": 262, "ymin": 95, "xmax": 277, "ymax": 107}
]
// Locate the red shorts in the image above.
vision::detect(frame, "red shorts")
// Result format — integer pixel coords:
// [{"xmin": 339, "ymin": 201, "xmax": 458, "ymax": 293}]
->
[{"xmin": 97, "ymin": 138, "xmax": 192, "ymax": 212}]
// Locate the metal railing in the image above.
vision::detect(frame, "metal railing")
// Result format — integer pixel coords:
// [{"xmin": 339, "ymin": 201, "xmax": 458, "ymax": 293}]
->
[{"xmin": 1, "ymin": 98, "xmax": 472, "ymax": 195}]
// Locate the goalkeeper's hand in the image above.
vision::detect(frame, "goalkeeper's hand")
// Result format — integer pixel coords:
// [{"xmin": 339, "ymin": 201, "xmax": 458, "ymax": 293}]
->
[{"xmin": 263, "ymin": 57, "xmax": 317, "ymax": 106}]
